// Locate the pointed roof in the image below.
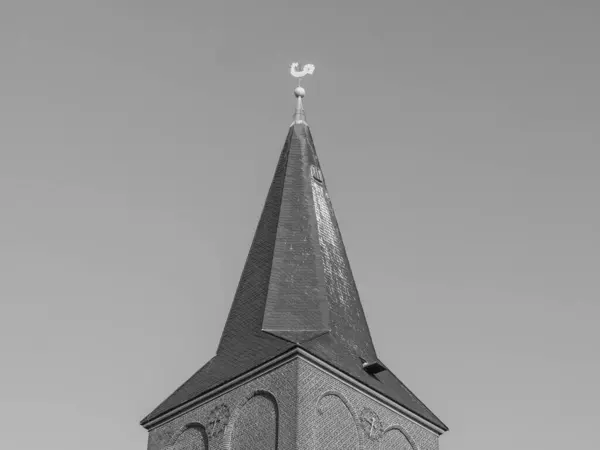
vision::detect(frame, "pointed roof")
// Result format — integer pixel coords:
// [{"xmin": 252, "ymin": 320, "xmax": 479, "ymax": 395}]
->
[{"xmin": 141, "ymin": 84, "xmax": 447, "ymax": 432}]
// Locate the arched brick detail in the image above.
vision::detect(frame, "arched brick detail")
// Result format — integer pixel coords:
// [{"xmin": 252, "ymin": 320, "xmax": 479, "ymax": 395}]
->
[
  {"xmin": 381, "ymin": 424, "xmax": 419, "ymax": 450},
  {"xmin": 224, "ymin": 390, "xmax": 279, "ymax": 450},
  {"xmin": 168, "ymin": 422, "xmax": 209, "ymax": 450},
  {"xmin": 316, "ymin": 391, "xmax": 362, "ymax": 450}
]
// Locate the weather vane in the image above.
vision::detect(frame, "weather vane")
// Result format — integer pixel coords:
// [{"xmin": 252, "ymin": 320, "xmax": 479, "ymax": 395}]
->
[{"xmin": 290, "ymin": 62, "xmax": 315, "ymax": 87}]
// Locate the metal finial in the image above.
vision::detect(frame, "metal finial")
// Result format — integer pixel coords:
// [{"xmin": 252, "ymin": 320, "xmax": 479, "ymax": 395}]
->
[{"xmin": 290, "ymin": 62, "xmax": 315, "ymax": 125}]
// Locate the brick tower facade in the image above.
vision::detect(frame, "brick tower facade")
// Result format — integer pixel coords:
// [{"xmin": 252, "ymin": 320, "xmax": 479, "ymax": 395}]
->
[{"xmin": 140, "ymin": 71, "xmax": 448, "ymax": 450}]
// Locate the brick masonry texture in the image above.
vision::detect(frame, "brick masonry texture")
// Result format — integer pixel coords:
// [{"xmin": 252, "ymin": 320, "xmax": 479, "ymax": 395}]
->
[
  {"xmin": 231, "ymin": 393, "xmax": 278, "ymax": 450},
  {"xmin": 146, "ymin": 356, "xmax": 439, "ymax": 450},
  {"xmin": 147, "ymin": 359, "xmax": 298, "ymax": 450},
  {"xmin": 315, "ymin": 394, "xmax": 359, "ymax": 449},
  {"xmin": 381, "ymin": 430, "xmax": 414, "ymax": 450},
  {"xmin": 296, "ymin": 358, "xmax": 439, "ymax": 450},
  {"xmin": 172, "ymin": 425, "xmax": 208, "ymax": 450}
]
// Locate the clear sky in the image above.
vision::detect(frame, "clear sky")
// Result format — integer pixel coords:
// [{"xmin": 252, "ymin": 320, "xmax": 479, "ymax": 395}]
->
[{"xmin": 1, "ymin": 1, "xmax": 599, "ymax": 449}]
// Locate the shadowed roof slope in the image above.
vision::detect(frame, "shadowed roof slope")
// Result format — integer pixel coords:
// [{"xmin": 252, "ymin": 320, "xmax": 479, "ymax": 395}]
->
[{"xmin": 141, "ymin": 111, "xmax": 447, "ymax": 432}]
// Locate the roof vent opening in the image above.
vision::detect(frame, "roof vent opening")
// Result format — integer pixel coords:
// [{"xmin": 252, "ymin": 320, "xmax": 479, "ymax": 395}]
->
[{"xmin": 362, "ymin": 359, "xmax": 387, "ymax": 375}]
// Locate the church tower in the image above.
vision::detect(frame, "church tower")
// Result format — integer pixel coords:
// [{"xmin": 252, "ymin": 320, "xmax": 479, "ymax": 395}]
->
[{"xmin": 140, "ymin": 64, "xmax": 448, "ymax": 450}]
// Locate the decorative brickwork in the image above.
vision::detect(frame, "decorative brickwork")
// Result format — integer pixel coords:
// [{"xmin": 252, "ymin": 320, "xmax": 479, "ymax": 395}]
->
[
  {"xmin": 230, "ymin": 392, "xmax": 278, "ymax": 450},
  {"xmin": 316, "ymin": 392, "xmax": 360, "ymax": 449},
  {"xmin": 207, "ymin": 404, "xmax": 230, "ymax": 439},
  {"xmin": 170, "ymin": 424, "xmax": 208, "ymax": 450},
  {"xmin": 381, "ymin": 427, "xmax": 417, "ymax": 450},
  {"xmin": 145, "ymin": 355, "xmax": 440, "ymax": 450},
  {"xmin": 297, "ymin": 357, "xmax": 440, "ymax": 450},
  {"xmin": 146, "ymin": 359, "xmax": 298, "ymax": 450}
]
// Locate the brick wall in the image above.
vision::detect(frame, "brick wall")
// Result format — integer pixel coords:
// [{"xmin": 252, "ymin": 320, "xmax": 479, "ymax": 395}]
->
[
  {"xmin": 147, "ymin": 359, "xmax": 298, "ymax": 450},
  {"xmin": 296, "ymin": 358, "xmax": 439, "ymax": 450},
  {"xmin": 231, "ymin": 392, "xmax": 278, "ymax": 449},
  {"xmin": 145, "ymin": 356, "xmax": 440, "ymax": 450}
]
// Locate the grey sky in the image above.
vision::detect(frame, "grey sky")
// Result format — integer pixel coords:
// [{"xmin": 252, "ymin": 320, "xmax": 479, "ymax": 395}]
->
[{"xmin": 1, "ymin": 1, "xmax": 599, "ymax": 449}]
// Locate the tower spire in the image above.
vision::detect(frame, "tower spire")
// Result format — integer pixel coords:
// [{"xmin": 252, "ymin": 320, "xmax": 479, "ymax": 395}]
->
[{"xmin": 140, "ymin": 64, "xmax": 448, "ymax": 434}]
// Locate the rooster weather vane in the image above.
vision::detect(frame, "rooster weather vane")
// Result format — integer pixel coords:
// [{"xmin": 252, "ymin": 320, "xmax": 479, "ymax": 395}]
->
[{"xmin": 290, "ymin": 62, "xmax": 315, "ymax": 86}]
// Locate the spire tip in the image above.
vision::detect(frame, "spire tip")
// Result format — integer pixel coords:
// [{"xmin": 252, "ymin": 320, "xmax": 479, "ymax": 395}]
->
[{"xmin": 290, "ymin": 62, "xmax": 314, "ymax": 125}]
